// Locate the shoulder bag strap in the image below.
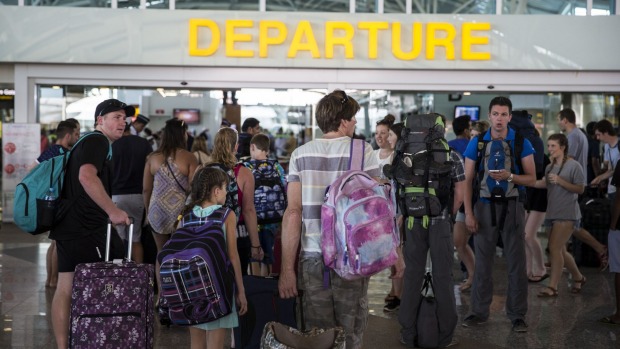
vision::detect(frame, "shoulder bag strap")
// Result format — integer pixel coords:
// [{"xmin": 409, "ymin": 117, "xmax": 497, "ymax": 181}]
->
[
  {"xmin": 348, "ymin": 138, "xmax": 365, "ymax": 171},
  {"xmin": 166, "ymin": 161, "xmax": 188, "ymax": 193},
  {"xmin": 194, "ymin": 151, "xmax": 203, "ymax": 165}
]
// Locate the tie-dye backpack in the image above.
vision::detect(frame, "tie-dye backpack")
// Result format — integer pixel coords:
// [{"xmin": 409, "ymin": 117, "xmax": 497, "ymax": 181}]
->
[{"xmin": 321, "ymin": 139, "xmax": 399, "ymax": 281}]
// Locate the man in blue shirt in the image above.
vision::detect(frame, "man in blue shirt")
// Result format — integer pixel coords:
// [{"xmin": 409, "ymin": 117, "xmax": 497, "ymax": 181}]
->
[
  {"xmin": 37, "ymin": 120, "xmax": 80, "ymax": 163},
  {"xmin": 461, "ymin": 96, "xmax": 536, "ymax": 333},
  {"xmin": 37, "ymin": 120, "xmax": 80, "ymax": 289},
  {"xmin": 448, "ymin": 114, "xmax": 471, "ymax": 156}
]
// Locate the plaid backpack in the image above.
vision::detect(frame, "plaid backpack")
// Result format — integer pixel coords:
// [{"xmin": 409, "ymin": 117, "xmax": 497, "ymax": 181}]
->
[{"xmin": 157, "ymin": 207, "xmax": 235, "ymax": 326}]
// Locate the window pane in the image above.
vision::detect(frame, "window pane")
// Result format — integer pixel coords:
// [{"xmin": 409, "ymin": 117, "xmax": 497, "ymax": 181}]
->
[
  {"xmin": 25, "ymin": 0, "xmax": 109, "ymax": 7},
  {"xmin": 501, "ymin": 0, "xmax": 600, "ymax": 15},
  {"xmin": 412, "ymin": 0, "xmax": 495, "ymax": 14},
  {"xmin": 118, "ymin": 0, "xmax": 142, "ymax": 9},
  {"xmin": 176, "ymin": 0, "xmax": 258, "ymax": 11},
  {"xmin": 593, "ymin": 0, "xmax": 614, "ymax": 15},
  {"xmin": 356, "ymin": 0, "xmax": 376, "ymax": 13},
  {"xmin": 266, "ymin": 0, "xmax": 347, "ymax": 12},
  {"xmin": 384, "ymin": 0, "xmax": 407, "ymax": 13}
]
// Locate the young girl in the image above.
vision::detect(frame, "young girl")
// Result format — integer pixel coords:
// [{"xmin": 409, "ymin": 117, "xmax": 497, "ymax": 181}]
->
[
  {"xmin": 181, "ymin": 166, "xmax": 247, "ymax": 349},
  {"xmin": 533, "ymin": 133, "xmax": 586, "ymax": 297},
  {"xmin": 383, "ymin": 122, "xmax": 405, "ymax": 312}
]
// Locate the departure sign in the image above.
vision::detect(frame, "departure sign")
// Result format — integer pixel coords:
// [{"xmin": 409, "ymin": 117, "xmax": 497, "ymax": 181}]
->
[{"xmin": 188, "ymin": 19, "xmax": 491, "ymax": 61}]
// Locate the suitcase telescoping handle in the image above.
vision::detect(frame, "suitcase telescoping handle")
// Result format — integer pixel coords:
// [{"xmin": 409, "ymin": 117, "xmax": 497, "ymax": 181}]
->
[{"xmin": 105, "ymin": 218, "xmax": 134, "ymax": 262}]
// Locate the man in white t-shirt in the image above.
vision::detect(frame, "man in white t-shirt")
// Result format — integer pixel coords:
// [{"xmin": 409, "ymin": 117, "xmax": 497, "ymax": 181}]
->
[
  {"xmin": 592, "ymin": 119, "xmax": 620, "ymax": 201},
  {"xmin": 278, "ymin": 90, "xmax": 404, "ymax": 349}
]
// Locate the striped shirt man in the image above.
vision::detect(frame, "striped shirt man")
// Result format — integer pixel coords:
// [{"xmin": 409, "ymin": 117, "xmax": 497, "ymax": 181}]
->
[{"xmin": 287, "ymin": 136, "xmax": 379, "ymax": 254}]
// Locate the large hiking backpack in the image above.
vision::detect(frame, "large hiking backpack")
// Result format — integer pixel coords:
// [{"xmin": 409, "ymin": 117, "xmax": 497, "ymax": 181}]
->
[
  {"xmin": 157, "ymin": 207, "xmax": 236, "ymax": 326},
  {"xmin": 243, "ymin": 159, "xmax": 287, "ymax": 225},
  {"xmin": 321, "ymin": 139, "xmax": 399, "ymax": 281},
  {"xmin": 385, "ymin": 113, "xmax": 453, "ymax": 227},
  {"xmin": 14, "ymin": 132, "xmax": 110, "ymax": 235}
]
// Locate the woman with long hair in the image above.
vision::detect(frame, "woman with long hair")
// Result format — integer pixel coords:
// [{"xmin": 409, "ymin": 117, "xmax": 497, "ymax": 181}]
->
[
  {"xmin": 191, "ymin": 134, "xmax": 211, "ymax": 165},
  {"xmin": 143, "ymin": 118, "xmax": 198, "ymax": 251},
  {"xmin": 206, "ymin": 127, "xmax": 263, "ymax": 274},
  {"xmin": 374, "ymin": 114, "xmax": 396, "ymax": 180},
  {"xmin": 533, "ymin": 133, "xmax": 586, "ymax": 297}
]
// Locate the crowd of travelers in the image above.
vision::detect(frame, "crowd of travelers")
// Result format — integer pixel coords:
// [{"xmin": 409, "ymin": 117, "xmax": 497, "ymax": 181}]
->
[{"xmin": 36, "ymin": 94, "xmax": 620, "ymax": 349}]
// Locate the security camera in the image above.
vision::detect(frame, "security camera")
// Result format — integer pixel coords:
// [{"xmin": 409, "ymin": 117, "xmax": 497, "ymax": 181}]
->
[
  {"xmin": 180, "ymin": 81, "xmax": 188, "ymax": 86},
  {"xmin": 487, "ymin": 85, "xmax": 495, "ymax": 90}
]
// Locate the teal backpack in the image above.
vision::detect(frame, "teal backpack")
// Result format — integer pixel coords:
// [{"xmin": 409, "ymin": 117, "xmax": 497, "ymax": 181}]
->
[{"xmin": 14, "ymin": 132, "xmax": 110, "ymax": 235}]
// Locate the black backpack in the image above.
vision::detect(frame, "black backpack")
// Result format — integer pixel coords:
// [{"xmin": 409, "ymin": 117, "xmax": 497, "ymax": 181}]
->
[
  {"xmin": 509, "ymin": 110, "xmax": 545, "ymax": 177},
  {"xmin": 385, "ymin": 113, "xmax": 453, "ymax": 228}
]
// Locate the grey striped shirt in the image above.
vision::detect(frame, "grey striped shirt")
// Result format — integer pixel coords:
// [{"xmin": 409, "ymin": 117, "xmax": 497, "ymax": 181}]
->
[{"xmin": 288, "ymin": 137, "xmax": 380, "ymax": 253}]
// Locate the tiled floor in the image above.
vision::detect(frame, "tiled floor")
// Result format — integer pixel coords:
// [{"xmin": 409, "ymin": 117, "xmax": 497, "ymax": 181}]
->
[{"xmin": 0, "ymin": 223, "xmax": 618, "ymax": 348}]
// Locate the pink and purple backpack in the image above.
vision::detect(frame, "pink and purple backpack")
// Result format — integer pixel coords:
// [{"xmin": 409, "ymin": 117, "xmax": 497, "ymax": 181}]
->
[{"xmin": 321, "ymin": 139, "xmax": 399, "ymax": 281}]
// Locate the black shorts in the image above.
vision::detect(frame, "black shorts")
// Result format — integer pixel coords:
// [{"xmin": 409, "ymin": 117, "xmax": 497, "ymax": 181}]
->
[
  {"xmin": 525, "ymin": 187, "xmax": 548, "ymax": 212},
  {"xmin": 56, "ymin": 230, "xmax": 125, "ymax": 273}
]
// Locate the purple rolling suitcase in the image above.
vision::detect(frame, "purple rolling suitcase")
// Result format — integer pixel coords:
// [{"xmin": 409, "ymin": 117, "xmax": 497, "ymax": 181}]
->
[{"xmin": 69, "ymin": 221, "xmax": 155, "ymax": 349}]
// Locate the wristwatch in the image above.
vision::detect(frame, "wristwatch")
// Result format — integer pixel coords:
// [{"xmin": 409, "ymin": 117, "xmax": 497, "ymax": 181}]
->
[{"xmin": 507, "ymin": 173, "xmax": 514, "ymax": 183}]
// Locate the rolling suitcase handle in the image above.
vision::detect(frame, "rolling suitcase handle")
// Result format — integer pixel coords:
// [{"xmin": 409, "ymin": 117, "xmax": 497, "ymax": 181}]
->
[{"xmin": 105, "ymin": 217, "xmax": 134, "ymax": 262}]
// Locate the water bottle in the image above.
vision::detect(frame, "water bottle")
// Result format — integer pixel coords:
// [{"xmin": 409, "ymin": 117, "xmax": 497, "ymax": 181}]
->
[
  {"xmin": 44, "ymin": 187, "xmax": 56, "ymax": 201},
  {"xmin": 38, "ymin": 187, "xmax": 57, "ymax": 229}
]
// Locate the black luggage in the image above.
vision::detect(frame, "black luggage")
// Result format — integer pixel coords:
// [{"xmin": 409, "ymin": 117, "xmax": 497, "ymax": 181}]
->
[
  {"xmin": 233, "ymin": 275, "xmax": 297, "ymax": 349},
  {"xmin": 573, "ymin": 198, "xmax": 610, "ymax": 267},
  {"xmin": 70, "ymin": 221, "xmax": 155, "ymax": 349}
]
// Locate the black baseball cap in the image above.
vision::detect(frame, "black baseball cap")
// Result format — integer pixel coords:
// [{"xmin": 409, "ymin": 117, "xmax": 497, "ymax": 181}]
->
[
  {"xmin": 94, "ymin": 99, "xmax": 135, "ymax": 119},
  {"xmin": 135, "ymin": 114, "xmax": 150, "ymax": 125}
]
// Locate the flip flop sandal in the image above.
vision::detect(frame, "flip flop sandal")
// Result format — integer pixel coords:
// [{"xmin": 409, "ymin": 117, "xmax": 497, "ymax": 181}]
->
[
  {"xmin": 528, "ymin": 274, "xmax": 550, "ymax": 283},
  {"xmin": 537, "ymin": 286, "xmax": 558, "ymax": 298},
  {"xmin": 598, "ymin": 316, "xmax": 620, "ymax": 326},
  {"xmin": 571, "ymin": 276, "xmax": 587, "ymax": 294}
]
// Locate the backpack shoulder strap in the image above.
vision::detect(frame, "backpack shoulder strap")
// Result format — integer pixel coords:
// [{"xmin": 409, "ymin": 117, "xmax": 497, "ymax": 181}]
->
[
  {"xmin": 208, "ymin": 207, "xmax": 231, "ymax": 223},
  {"xmin": 234, "ymin": 162, "xmax": 243, "ymax": 177},
  {"xmin": 242, "ymin": 160, "xmax": 253, "ymax": 171},
  {"xmin": 513, "ymin": 132, "xmax": 524, "ymax": 175},
  {"xmin": 474, "ymin": 133, "xmax": 488, "ymax": 173},
  {"xmin": 348, "ymin": 138, "xmax": 365, "ymax": 171}
]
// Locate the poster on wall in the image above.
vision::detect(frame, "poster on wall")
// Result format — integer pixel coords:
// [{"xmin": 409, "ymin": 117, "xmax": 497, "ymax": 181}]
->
[{"xmin": 2, "ymin": 123, "xmax": 40, "ymax": 222}]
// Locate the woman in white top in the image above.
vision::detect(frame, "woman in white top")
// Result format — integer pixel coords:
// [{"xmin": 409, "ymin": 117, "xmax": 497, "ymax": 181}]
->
[
  {"xmin": 374, "ymin": 114, "xmax": 396, "ymax": 180},
  {"xmin": 533, "ymin": 133, "xmax": 586, "ymax": 297}
]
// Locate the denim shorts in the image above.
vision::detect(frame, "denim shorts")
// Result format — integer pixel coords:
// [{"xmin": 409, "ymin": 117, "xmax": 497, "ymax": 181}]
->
[
  {"xmin": 455, "ymin": 211, "xmax": 466, "ymax": 223},
  {"xmin": 544, "ymin": 219, "xmax": 581, "ymax": 230},
  {"xmin": 608, "ymin": 230, "xmax": 620, "ymax": 273}
]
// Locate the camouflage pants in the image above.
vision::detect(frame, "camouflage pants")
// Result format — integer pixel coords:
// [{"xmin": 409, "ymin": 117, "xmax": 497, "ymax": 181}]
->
[{"xmin": 298, "ymin": 255, "xmax": 369, "ymax": 349}]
